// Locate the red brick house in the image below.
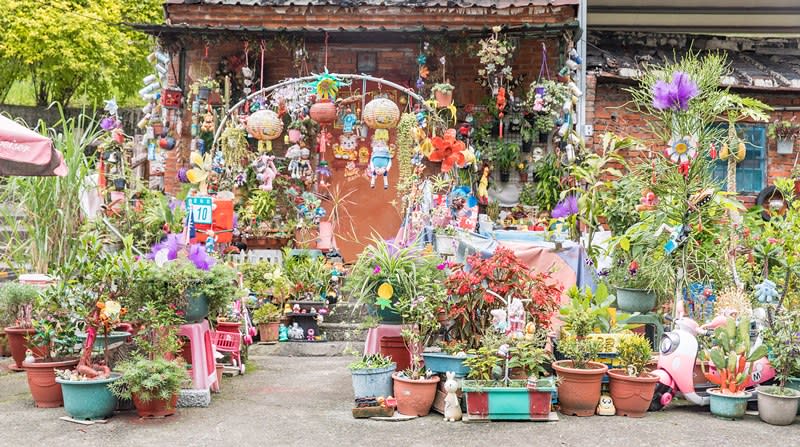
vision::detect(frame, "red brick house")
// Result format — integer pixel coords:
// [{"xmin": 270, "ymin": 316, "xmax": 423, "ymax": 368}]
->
[{"xmin": 137, "ymin": 0, "xmax": 580, "ymax": 258}]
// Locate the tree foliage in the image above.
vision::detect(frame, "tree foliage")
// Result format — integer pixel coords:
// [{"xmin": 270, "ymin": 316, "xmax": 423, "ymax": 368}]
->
[{"xmin": 0, "ymin": 0, "xmax": 162, "ymax": 106}]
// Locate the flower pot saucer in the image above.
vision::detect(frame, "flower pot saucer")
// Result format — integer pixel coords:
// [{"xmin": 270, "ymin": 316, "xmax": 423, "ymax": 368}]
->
[{"xmin": 8, "ymin": 364, "xmax": 24, "ymax": 372}]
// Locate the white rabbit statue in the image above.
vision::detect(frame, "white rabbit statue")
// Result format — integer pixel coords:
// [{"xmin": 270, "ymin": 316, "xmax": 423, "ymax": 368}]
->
[{"xmin": 443, "ymin": 371, "xmax": 462, "ymax": 422}]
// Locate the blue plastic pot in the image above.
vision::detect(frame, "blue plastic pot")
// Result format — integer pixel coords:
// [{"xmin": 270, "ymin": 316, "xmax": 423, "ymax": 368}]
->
[
  {"xmin": 56, "ymin": 374, "xmax": 120, "ymax": 420},
  {"xmin": 708, "ymin": 388, "xmax": 751, "ymax": 420},
  {"xmin": 76, "ymin": 331, "xmax": 130, "ymax": 350},
  {"xmin": 184, "ymin": 290, "xmax": 209, "ymax": 323},
  {"xmin": 351, "ymin": 363, "xmax": 396, "ymax": 399},
  {"xmin": 422, "ymin": 352, "xmax": 472, "ymax": 377}
]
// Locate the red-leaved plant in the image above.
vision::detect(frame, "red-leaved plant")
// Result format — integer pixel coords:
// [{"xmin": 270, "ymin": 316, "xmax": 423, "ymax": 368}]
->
[{"xmin": 445, "ymin": 247, "xmax": 562, "ymax": 349}]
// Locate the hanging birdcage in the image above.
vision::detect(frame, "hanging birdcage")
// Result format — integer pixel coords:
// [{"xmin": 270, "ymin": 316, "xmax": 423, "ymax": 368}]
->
[{"xmin": 363, "ymin": 97, "xmax": 400, "ymax": 129}]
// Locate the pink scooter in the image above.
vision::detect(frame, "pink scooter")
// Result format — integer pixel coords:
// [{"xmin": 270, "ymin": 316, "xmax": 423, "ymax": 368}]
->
[{"xmin": 649, "ymin": 307, "xmax": 775, "ymax": 411}]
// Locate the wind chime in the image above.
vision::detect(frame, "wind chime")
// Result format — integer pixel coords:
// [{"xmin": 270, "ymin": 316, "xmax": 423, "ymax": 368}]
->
[{"xmin": 555, "ymin": 42, "xmax": 584, "ymax": 166}]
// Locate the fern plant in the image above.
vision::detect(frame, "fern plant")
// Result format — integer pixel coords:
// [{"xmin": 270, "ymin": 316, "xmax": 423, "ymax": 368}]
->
[{"xmin": 109, "ymin": 357, "xmax": 189, "ymax": 403}]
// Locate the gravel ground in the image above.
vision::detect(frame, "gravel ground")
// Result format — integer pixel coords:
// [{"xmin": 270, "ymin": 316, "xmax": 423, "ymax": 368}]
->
[{"xmin": 1, "ymin": 346, "xmax": 798, "ymax": 447}]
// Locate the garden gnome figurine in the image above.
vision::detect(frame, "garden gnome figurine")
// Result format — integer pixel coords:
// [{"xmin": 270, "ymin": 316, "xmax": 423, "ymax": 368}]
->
[
  {"xmin": 597, "ymin": 394, "xmax": 615, "ymax": 416},
  {"xmin": 443, "ymin": 371, "xmax": 463, "ymax": 422}
]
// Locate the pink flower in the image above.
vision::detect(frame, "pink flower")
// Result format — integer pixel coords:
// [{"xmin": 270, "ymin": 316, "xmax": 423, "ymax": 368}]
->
[
  {"xmin": 768, "ymin": 237, "xmax": 778, "ymax": 244},
  {"xmin": 373, "ymin": 265, "xmax": 381, "ymax": 275}
]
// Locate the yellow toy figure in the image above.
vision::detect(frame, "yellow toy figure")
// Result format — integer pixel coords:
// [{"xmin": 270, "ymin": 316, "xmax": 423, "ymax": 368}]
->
[
  {"xmin": 597, "ymin": 394, "xmax": 615, "ymax": 416},
  {"xmin": 477, "ymin": 165, "xmax": 490, "ymax": 205},
  {"xmin": 358, "ymin": 146, "xmax": 370, "ymax": 167}
]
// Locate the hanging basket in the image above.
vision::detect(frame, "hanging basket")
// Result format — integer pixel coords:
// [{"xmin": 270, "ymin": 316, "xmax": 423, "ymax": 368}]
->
[
  {"xmin": 363, "ymin": 97, "xmax": 400, "ymax": 129},
  {"xmin": 247, "ymin": 110, "xmax": 283, "ymax": 141},
  {"xmin": 309, "ymin": 101, "xmax": 338, "ymax": 126}
]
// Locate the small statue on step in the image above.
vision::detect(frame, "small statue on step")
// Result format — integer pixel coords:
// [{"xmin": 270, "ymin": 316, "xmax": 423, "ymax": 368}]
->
[
  {"xmin": 307, "ymin": 328, "xmax": 316, "ymax": 341},
  {"xmin": 278, "ymin": 324, "xmax": 289, "ymax": 342},
  {"xmin": 288, "ymin": 322, "xmax": 305, "ymax": 340},
  {"xmin": 443, "ymin": 371, "xmax": 463, "ymax": 422},
  {"xmin": 597, "ymin": 394, "xmax": 615, "ymax": 416}
]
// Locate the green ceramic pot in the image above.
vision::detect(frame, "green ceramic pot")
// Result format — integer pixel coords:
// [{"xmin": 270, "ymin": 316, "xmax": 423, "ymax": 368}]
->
[
  {"xmin": 57, "ymin": 374, "xmax": 121, "ymax": 420},
  {"xmin": 76, "ymin": 331, "xmax": 130, "ymax": 350},
  {"xmin": 183, "ymin": 290, "xmax": 209, "ymax": 323},
  {"xmin": 708, "ymin": 388, "xmax": 751, "ymax": 420},
  {"xmin": 615, "ymin": 288, "xmax": 657, "ymax": 313}
]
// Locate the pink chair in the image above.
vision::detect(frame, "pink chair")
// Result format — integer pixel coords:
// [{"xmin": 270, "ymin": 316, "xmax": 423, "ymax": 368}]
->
[{"xmin": 179, "ymin": 320, "xmax": 219, "ymax": 392}]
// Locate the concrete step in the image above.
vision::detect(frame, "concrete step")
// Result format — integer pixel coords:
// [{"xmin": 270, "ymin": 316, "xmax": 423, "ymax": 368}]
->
[
  {"xmin": 319, "ymin": 322, "xmax": 366, "ymax": 342},
  {"xmin": 249, "ymin": 340, "xmax": 361, "ymax": 357},
  {"xmin": 325, "ymin": 301, "xmax": 370, "ymax": 324}
]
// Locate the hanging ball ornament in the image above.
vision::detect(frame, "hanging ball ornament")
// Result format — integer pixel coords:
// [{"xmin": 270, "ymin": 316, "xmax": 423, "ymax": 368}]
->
[
  {"xmin": 247, "ymin": 109, "xmax": 283, "ymax": 152},
  {"xmin": 309, "ymin": 100, "xmax": 338, "ymax": 126},
  {"xmin": 363, "ymin": 97, "xmax": 400, "ymax": 129}
]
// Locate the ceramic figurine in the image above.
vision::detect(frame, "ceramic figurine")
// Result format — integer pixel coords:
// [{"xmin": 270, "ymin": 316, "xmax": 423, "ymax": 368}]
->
[
  {"xmin": 292, "ymin": 303, "xmax": 301, "ymax": 313},
  {"xmin": 310, "ymin": 307, "xmax": 317, "ymax": 315},
  {"xmin": 284, "ymin": 303, "xmax": 293, "ymax": 314},
  {"xmin": 507, "ymin": 298, "xmax": 525, "ymax": 338},
  {"xmin": 490, "ymin": 308, "xmax": 507, "ymax": 333},
  {"xmin": 597, "ymin": 394, "xmax": 615, "ymax": 416},
  {"xmin": 443, "ymin": 371, "xmax": 463, "ymax": 422},
  {"xmin": 368, "ymin": 136, "xmax": 392, "ymax": 189},
  {"xmin": 306, "ymin": 328, "xmax": 315, "ymax": 341},
  {"xmin": 278, "ymin": 324, "xmax": 289, "ymax": 342},
  {"xmin": 288, "ymin": 322, "xmax": 304, "ymax": 340},
  {"xmin": 204, "ymin": 230, "xmax": 216, "ymax": 254}
]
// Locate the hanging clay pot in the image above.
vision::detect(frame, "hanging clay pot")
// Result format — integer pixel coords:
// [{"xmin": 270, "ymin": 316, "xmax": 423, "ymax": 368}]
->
[{"xmin": 309, "ymin": 101, "xmax": 338, "ymax": 126}]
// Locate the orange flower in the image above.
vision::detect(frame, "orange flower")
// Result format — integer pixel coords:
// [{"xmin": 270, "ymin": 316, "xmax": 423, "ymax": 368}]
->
[
  {"xmin": 96, "ymin": 301, "xmax": 105, "ymax": 309},
  {"xmin": 418, "ymin": 65, "xmax": 430, "ymax": 79},
  {"xmin": 428, "ymin": 129, "xmax": 465, "ymax": 173}
]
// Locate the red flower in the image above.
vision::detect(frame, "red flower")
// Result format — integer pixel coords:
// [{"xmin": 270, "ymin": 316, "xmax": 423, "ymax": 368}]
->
[{"xmin": 428, "ymin": 129, "xmax": 466, "ymax": 173}]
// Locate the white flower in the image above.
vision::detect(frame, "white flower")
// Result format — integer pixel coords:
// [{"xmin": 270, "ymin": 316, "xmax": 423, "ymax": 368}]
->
[{"xmin": 492, "ymin": 25, "xmax": 502, "ymax": 33}]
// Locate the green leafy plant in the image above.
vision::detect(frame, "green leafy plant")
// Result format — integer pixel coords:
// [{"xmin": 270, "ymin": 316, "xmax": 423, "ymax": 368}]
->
[
  {"xmin": 430, "ymin": 83, "xmax": 454, "ymax": 94},
  {"xmin": 532, "ymin": 152, "xmax": 564, "ymax": 212},
  {"xmin": 557, "ymin": 336, "xmax": 603, "ymax": 370},
  {"xmin": 348, "ymin": 353, "xmax": 394, "ymax": 371},
  {"xmin": 0, "ymin": 282, "xmax": 39, "ymax": 328},
  {"xmin": 109, "ymin": 357, "xmax": 188, "ymax": 404},
  {"xmin": 560, "ymin": 284, "xmax": 627, "ymax": 335},
  {"xmin": 241, "ymin": 190, "xmax": 277, "ymax": 223},
  {"xmin": 464, "ymin": 346, "xmax": 501, "ymax": 382},
  {"xmin": 240, "ymin": 261, "xmax": 292, "ymax": 304},
  {"xmin": 616, "ymin": 333, "xmax": 653, "ymax": 377},
  {"xmin": 701, "ymin": 317, "xmax": 767, "ymax": 395},
  {"xmin": 519, "ymin": 183, "xmax": 536, "ymax": 207},
  {"xmin": 763, "ymin": 309, "xmax": 800, "ymax": 393},
  {"xmin": 251, "ymin": 303, "xmax": 282, "ymax": 325},
  {"xmin": 768, "ymin": 118, "xmax": 800, "ymax": 140},
  {"xmin": 282, "ymin": 250, "xmax": 332, "ymax": 299},
  {"xmin": 29, "ymin": 284, "xmax": 85, "ymax": 359},
  {"xmin": 491, "ymin": 141, "xmax": 520, "ymax": 173},
  {"xmin": 508, "ymin": 339, "xmax": 552, "ymax": 380}
]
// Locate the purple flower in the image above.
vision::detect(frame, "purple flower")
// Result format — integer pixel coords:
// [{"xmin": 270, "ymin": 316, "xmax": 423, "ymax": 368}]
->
[
  {"xmin": 416, "ymin": 77, "xmax": 425, "ymax": 91},
  {"xmin": 188, "ymin": 243, "xmax": 215, "ymax": 270},
  {"xmin": 652, "ymin": 71, "xmax": 699, "ymax": 111},
  {"xmin": 551, "ymin": 195, "xmax": 579, "ymax": 219},
  {"xmin": 100, "ymin": 116, "xmax": 118, "ymax": 131},
  {"xmin": 373, "ymin": 265, "xmax": 381, "ymax": 275},
  {"xmin": 147, "ymin": 233, "xmax": 181, "ymax": 261}
]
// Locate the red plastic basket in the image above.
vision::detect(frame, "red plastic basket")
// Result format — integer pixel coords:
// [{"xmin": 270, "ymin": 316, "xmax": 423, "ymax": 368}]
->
[{"xmin": 212, "ymin": 331, "xmax": 241, "ymax": 353}]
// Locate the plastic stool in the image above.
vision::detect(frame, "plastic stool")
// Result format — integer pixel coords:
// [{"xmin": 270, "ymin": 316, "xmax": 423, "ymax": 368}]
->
[{"xmin": 179, "ymin": 320, "xmax": 219, "ymax": 392}]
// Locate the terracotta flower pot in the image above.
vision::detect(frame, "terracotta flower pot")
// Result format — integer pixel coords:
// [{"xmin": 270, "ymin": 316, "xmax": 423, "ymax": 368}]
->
[
  {"xmin": 23, "ymin": 358, "xmax": 79, "ymax": 408},
  {"xmin": 258, "ymin": 322, "xmax": 280, "ymax": 342},
  {"xmin": 607, "ymin": 369, "xmax": 659, "ymax": 417},
  {"xmin": 392, "ymin": 373, "xmax": 440, "ymax": 416},
  {"xmin": 5, "ymin": 326, "xmax": 36, "ymax": 369},
  {"xmin": 132, "ymin": 392, "xmax": 179, "ymax": 418},
  {"xmin": 434, "ymin": 90, "xmax": 453, "ymax": 108},
  {"xmin": 552, "ymin": 360, "xmax": 608, "ymax": 416},
  {"xmin": 215, "ymin": 363, "xmax": 224, "ymax": 392}
]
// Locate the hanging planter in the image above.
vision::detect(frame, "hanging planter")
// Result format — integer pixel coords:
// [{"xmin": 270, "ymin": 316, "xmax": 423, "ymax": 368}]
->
[
  {"xmin": 309, "ymin": 101, "xmax": 338, "ymax": 126},
  {"xmin": 777, "ymin": 138, "xmax": 794, "ymax": 155},
  {"xmin": 431, "ymin": 83, "xmax": 455, "ymax": 108}
]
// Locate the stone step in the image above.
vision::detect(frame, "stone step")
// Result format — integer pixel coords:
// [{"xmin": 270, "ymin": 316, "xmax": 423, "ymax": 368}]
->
[
  {"xmin": 249, "ymin": 340, "xmax": 361, "ymax": 357},
  {"xmin": 325, "ymin": 301, "xmax": 370, "ymax": 324},
  {"xmin": 319, "ymin": 322, "xmax": 366, "ymax": 342}
]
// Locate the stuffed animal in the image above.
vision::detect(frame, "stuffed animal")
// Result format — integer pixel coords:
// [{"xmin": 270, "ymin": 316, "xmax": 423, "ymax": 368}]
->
[
  {"xmin": 597, "ymin": 394, "xmax": 615, "ymax": 416},
  {"xmin": 286, "ymin": 144, "xmax": 304, "ymax": 179},
  {"xmin": 252, "ymin": 154, "xmax": 278, "ymax": 191},
  {"xmin": 507, "ymin": 298, "xmax": 525, "ymax": 338},
  {"xmin": 369, "ymin": 137, "xmax": 393, "ymax": 189},
  {"xmin": 490, "ymin": 308, "xmax": 508, "ymax": 333},
  {"xmin": 335, "ymin": 133, "xmax": 358, "ymax": 160},
  {"xmin": 443, "ymin": 371, "xmax": 463, "ymax": 422}
]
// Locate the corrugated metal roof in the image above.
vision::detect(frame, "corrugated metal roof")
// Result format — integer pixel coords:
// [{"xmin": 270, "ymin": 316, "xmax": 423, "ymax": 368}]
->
[
  {"xmin": 587, "ymin": 32, "xmax": 800, "ymax": 91},
  {"xmin": 165, "ymin": 0, "xmax": 577, "ymax": 7}
]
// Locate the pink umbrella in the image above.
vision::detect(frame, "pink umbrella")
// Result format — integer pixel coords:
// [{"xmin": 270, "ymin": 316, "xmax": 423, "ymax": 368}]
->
[{"xmin": 0, "ymin": 115, "xmax": 67, "ymax": 176}]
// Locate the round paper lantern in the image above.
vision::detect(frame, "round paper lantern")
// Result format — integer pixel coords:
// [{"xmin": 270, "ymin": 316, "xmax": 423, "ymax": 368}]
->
[
  {"xmin": 363, "ymin": 97, "xmax": 400, "ymax": 129},
  {"xmin": 247, "ymin": 109, "xmax": 283, "ymax": 141},
  {"xmin": 309, "ymin": 101, "xmax": 338, "ymax": 125}
]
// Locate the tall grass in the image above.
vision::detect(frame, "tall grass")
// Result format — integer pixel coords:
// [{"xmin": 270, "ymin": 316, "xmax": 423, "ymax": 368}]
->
[{"xmin": 0, "ymin": 104, "xmax": 99, "ymax": 273}]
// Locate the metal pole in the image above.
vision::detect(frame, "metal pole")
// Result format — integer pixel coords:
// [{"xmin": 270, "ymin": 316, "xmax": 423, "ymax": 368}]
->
[{"xmin": 577, "ymin": 0, "xmax": 588, "ymax": 142}]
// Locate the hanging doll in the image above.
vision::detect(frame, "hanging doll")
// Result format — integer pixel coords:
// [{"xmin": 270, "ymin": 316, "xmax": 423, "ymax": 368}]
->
[
  {"xmin": 252, "ymin": 154, "xmax": 278, "ymax": 191},
  {"xmin": 286, "ymin": 144, "xmax": 304, "ymax": 179},
  {"xmin": 342, "ymin": 106, "xmax": 358, "ymax": 134},
  {"xmin": 298, "ymin": 148, "xmax": 315, "ymax": 188},
  {"xmin": 369, "ymin": 134, "xmax": 393, "ymax": 189},
  {"xmin": 477, "ymin": 165, "xmax": 490, "ymax": 205}
]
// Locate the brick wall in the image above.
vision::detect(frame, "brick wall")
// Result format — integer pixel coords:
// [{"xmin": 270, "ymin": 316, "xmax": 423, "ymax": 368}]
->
[{"xmin": 587, "ymin": 74, "xmax": 800, "ymax": 205}]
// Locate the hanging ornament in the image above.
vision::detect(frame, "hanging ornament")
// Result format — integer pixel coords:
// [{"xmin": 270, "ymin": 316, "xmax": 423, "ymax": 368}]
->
[
  {"xmin": 247, "ymin": 109, "xmax": 283, "ymax": 152},
  {"xmin": 665, "ymin": 135, "xmax": 698, "ymax": 171},
  {"xmin": 496, "ymin": 87, "xmax": 507, "ymax": 138},
  {"xmin": 363, "ymin": 97, "xmax": 400, "ymax": 129}
]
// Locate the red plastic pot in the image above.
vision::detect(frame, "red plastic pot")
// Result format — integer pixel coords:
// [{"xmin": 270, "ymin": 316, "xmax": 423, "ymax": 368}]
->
[
  {"xmin": 132, "ymin": 392, "xmax": 179, "ymax": 418},
  {"xmin": 380, "ymin": 336, "xmax": 411, "ymax": 371},
  {"xmin": 5, "ymin": 326, "xmax": 35, "ymax": 369},
  {"xmin": 216, "ymin": 321, "xmax": 241, "ymax": 334},
  {"xmin": 23, "ymin": 358, "xmax": 79, "ymax": 408}
]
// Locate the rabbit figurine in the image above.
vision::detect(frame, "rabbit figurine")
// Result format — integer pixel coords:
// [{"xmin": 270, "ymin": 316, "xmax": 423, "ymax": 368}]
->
[{"xmin": 443, "ymin": 371, "xmax": 462, "ymax": 422}]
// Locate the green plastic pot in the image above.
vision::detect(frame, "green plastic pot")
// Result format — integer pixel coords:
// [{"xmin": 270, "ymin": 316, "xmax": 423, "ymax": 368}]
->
[
  {"xmin": 708, "ymin": 388, "xmax": 751, "ymax": 420},
  {"xmin": 56, "ymin": 374, "xmax": 120, "ymax": 420},
  {"xmin": 183, "ymin": 290, "xmax": 209, "ymax": 323},
  {"xmin": 76, "ymin": 331, "xmax": 130, "ymax": 350},
  {"xmin": 615, "ymin": 288, "xmax": 656, "ymax": 313}
]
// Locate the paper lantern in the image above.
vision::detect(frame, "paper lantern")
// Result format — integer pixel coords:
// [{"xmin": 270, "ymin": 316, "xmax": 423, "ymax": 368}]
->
[
  {"xmin": 309, "ymin": 100, "xmax": 338, "ymax": 125},
  {"xmin": 247, "ymin": 109, "xmax": 283, "ymax": 141},
  {"xmin": 363, "ymin": 97, "xmax": 400, "ymax": 129}
]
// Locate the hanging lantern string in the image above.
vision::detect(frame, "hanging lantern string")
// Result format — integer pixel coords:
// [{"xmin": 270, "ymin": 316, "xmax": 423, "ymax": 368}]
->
[
  {"xmin": 244, "ymin": 40, "xmax": 249, "ymax": 67},
  {"xmin": 324, "ymin": 32, "xmax": 330, "ymax": 72},
  {"xmin": 259, "ymin": 40, "xmax": 266, "ymax": 96}
]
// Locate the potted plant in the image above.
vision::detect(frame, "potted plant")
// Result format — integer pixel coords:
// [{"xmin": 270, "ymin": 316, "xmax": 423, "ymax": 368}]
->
[
  {"xmin": 701, "ymin": 316, "xmax": 767, "ymax": 420},
  {"xmin": 191, "ymin": 76, "xmax": 220, "ymax": 102},
  {"xmin": 768, "ymin": 118, "xmax": 800, "ymax": 155},
  {"xmin": 757, "ymin": 309, "xmax": 800, "ymax": 425},
  {"xmin": 552, "ymin": 294, "xmax": 608, "ymax": 417},
  {"xmin": 423, "ymin": 341, "xmax": 472, "ymax": 377},
  {"xmin": 252, "ymin": 303, "xmax": 282, "ymax": 342},
  {"xmin": 516, "ymin": 157, "xmax": 530, "ymax": 183},
  {"xmin": 433, "ymin": 226, "xmax": 458, "ymax": 256},
  {"xmin": 605, "ymin": 237, "xmax": 659, "ymax": 313},
  {"xmin": 431, "ymin": 83, "xmax": 455, "ymax": 108},
  {"xmin": 526, "ymin": 79, "xmax": 570, "ymax": 141},
  {"xmin": 348, "ymin": 353, "xmax": 396, "ymax": 400},
  {"xmin": 492, "ymin": 141, "xmax": 520, "ymax": 182},
  {"xmin": 607, "ymin": 333, "xmax": 659, "ymax": 417},
  {"xmin": 110, "ymin": 357, "xmax": 188, "ymax": 418},
  {"xmin": 0, "ymin": 282, "xmax": 41, "ymax": 370},
  {"xmin": 23, "ymin": 285, "xmax": 84, "ymax": 407},
  {"xmin": 508, "ymin": 339, "xmax": 552, "ymax": 381}
]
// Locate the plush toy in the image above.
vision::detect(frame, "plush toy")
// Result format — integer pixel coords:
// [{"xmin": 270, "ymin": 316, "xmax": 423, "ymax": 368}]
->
[
  {"xmin": 443, "ymin": 371, "xmax": 463, "ymax": 422},
  {"xmin": 369, "ymin": 136, "xmax": 393, "ymax": 189},
  {"xmin": 597, "ymin": 394, "xmax": 615, "ymax": 416},
  {"xmin": 490, "ymin": 308, "xmax": 508, "ymax": 333},
  {"xmin": 286, "ymin": 144, "xmax": 304, "ymax": 179},
  {"xmin": 335, "ymin": 133, "xmax": 358, "ymax": 160},
  {"xmin": 252, "ymin": 154, "xmax": 278, "ymax": 191},
  {"xmin": 507, "ymin": 298, "xmax": 525, "ymax": 338},
  {"xmin": 298, "ymin": 148, "xmax": 314, "ymax": 188}
]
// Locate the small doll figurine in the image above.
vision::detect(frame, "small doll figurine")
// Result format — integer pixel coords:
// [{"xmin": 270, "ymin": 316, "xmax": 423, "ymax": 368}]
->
[
  {"xmin": 477, "ymin": 165, "xmax": 490, "ymax": 205},
  {"xmin": 252, "ymin": 154, "xmax": 278, "ymax": 191},
  {"xmin": 288, "ymin": 322, "xmax": 304, "ymax": 340},
  {"xmin": 490, "ymin": 308, "xmax": 508, "ymax": 333},
  {"xmin": 298, "ymin": 148, "xmax": 314, "ymax": 187},
  {"xmin": 443, "ymin": 372, "xmax": 463, "ymax": 422},
  {"xmin": 507, "ymin": 298, "xmax": 525, "ymax": 338},
  {"xmin": 636, "ymin": 189, "xmax": 658, "ymax": 212},
  {"xmin": 286, "ymin": 144, "xmax": 303, "ymax": 179},
  {"xmin": 306, "ymin": 328, "xmax": 316, "ymax": 341},
  {"xmin": 342, "ymin": 107, "xmax": 358, "ymax": 134},
  {"xmin": 597, "ymin": 395, "xmax": 616, "ymax": 416},
  {"xmin": 205, "ymin": 230, "xmax": 216, "ymax": 254},
  {"xmin": 292, "ymin": 303, "xmax": 301, "ymax": 313},
  {"xmin": 278, "ymin": 324, "xmax": 289, "ymax": 342},
  {"xmin": 369, "ymin": 137, "xmax": 393, "ymax": 189}
]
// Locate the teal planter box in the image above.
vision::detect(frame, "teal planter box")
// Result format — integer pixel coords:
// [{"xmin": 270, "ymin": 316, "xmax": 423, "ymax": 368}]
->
[
  {"xmin": 57, "ymin": 374, "xmax": 120, "ymax": 420},
  {"xmin": 184, "ymin": 291, "xmax": 209, "ymax": 323},
  {"xmin": 708, "ymin": 389, "xmax": 751, "ymax": 420},
  {"xmin": 351, "ymin": 363, "xmax": 396, "ymax": 399},
  {"xmin": 77, "ymin": 331, "xmax": 130, "ymax": 350},
  {"xmin": 462, "ymin": 378, "xmax": 556, "ymax": 421},
  {"xmin": 422, "ymin": 352, "xmax": 472, "ymax": 377}
]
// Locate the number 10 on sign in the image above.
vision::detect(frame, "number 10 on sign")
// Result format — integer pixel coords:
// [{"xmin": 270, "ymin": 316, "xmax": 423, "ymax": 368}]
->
[{"xmin": 187, "ymin": 196, "xmax": 213, "ymax": 225}]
